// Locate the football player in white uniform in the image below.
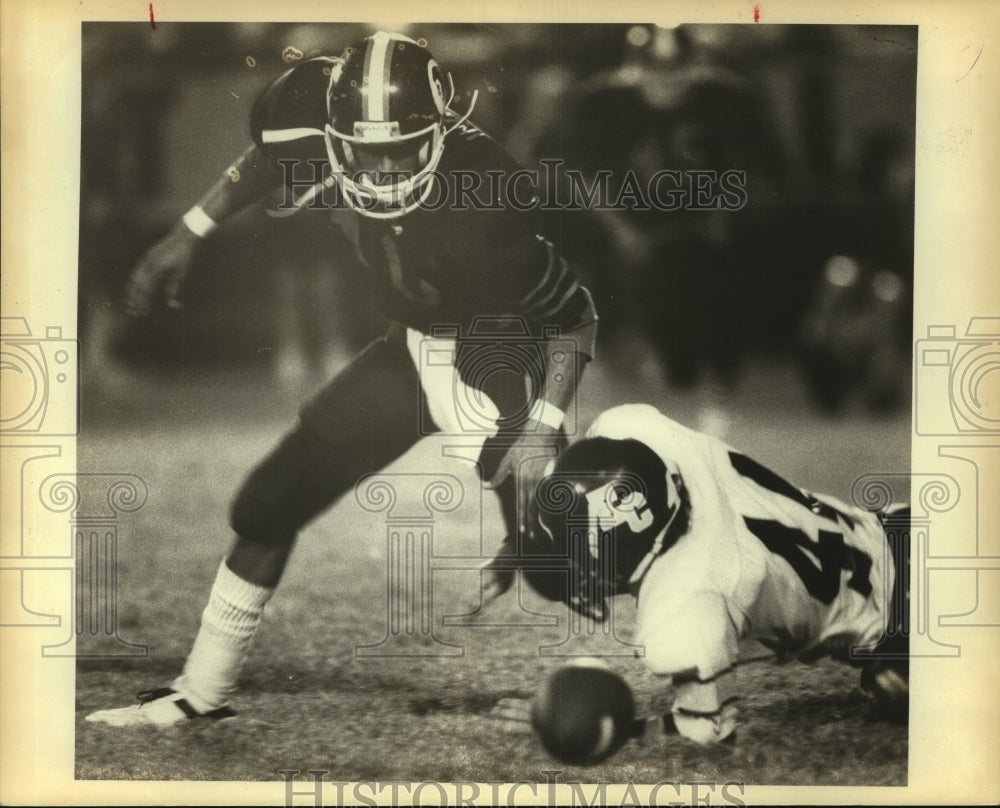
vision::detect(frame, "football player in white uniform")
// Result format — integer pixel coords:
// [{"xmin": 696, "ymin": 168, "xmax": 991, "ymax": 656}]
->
[{"xmin": 519, "ymin": 403, "xmax": 909, "ymax": 744}]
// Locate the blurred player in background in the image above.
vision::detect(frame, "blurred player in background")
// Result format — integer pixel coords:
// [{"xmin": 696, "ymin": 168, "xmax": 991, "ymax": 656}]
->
[
  {"xmin": 87, "ymin": 30, "xmax": 597, "ymax": 727},
  {"xmin": 519, "ymin": 403, "xmax": 909, "ymax": 744},
  {"xmin": 531, "ymin": 26, "xmax": 768, "ymax": 372}
]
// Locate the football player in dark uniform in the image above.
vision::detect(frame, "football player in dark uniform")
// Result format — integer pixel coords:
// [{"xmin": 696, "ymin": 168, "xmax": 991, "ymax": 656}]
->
[{"xmin": 88, "ymin": 31, "xmax": 597, "ymax": 726}]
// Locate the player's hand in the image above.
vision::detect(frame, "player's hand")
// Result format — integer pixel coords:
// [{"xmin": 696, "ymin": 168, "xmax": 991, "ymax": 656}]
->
[
  {"xmin": 484, "ymin": 424, "xmax": 561, "ymax": 534},
  {"xmin": 484, "ymin": 424, "xmax": 562, "ymax": 504},
  {"xmin": 479, "ymin": 537, "xmax": 516, "ymax": 604},
  {"xmin": 631, "ymin": 714, "xmax": 679, "ymax": 745},
  {"xmin": 124, "ymin": 223, "xmax": 200, "ymax": 318}
]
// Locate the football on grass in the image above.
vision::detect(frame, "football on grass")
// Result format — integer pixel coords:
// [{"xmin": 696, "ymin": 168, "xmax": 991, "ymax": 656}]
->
[{"xmin": 530, "ymin": 658, "xmax": 636, "ymax": 765}]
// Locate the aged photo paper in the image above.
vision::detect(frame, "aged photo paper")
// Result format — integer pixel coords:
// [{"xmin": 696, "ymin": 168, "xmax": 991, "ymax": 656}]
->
[{"xmin": 2, "ymin": 0, "xmax": 998, "ymax": 805}]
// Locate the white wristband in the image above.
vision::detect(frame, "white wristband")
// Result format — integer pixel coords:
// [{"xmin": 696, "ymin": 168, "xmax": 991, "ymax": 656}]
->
[
  {"xmin": 528, "ymin": 400, "xmax": 565, "ymax": 430},
  {"xmin": 182, "ymin": 206, "xmax": 218, "ymax": 238}
]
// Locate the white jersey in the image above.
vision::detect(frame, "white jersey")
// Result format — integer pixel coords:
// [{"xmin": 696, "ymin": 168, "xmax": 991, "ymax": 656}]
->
[{"xmin": 586, "ymin": 404, "xmax": 893, "ymax": 743}]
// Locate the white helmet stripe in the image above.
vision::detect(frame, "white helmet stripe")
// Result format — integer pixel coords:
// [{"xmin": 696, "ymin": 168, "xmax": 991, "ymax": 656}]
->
[
  {"xmin": 365, "ymin": 31, "xmax": 393, "ymax": 122},
  {"xmin": 261, "ymin": 127, "xmax": 325, "ymax": 143}
]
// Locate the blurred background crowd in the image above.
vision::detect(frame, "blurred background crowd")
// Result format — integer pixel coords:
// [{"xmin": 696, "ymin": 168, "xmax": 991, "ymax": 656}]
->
[{"xmin": 80, "ymin": 22, "xmax": 917, "ymax": 416}]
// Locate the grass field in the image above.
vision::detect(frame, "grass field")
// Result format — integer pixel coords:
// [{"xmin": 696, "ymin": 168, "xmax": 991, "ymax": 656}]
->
[{"xmin": 75, "ymin": 351, "xmax": 910, "ymax": 786}]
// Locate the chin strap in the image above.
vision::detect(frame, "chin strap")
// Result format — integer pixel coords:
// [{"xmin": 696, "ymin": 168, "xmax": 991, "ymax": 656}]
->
[{"xmin": 442, "ymin": 72, "xmax": 479, "ymax": 136}]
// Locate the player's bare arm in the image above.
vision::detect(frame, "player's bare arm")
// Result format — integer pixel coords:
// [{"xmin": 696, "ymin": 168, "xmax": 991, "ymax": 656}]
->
[
  {"xmin": 479, "ymin": 341, "xmax": 585, "ymax": 603},
  {"xmin": 481, "ymin": 281, "xmax": 597, "ymax": 602},
  {"xmin": 124, "ymin": 144, "xmax": 281, "ymax": 317},
  {"xmin": 485, "ymin": 332, "xmax": 585, "ymax": 488}
]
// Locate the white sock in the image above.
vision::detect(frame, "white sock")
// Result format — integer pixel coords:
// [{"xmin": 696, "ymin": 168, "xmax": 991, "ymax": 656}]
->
[{"xmin": 172, "ymin": 560, "xmax": 274, "ymax": 712}]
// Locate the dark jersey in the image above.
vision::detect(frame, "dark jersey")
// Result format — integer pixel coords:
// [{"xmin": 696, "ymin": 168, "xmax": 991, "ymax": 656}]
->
[{"xmin": 250, "ymin": 57, "xmax": 597, "ymax": 355}]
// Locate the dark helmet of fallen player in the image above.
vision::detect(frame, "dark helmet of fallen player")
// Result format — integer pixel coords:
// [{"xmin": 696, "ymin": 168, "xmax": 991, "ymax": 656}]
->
[
  {"xmin": 324, "ymin": 31, "xmax": 477, "ymax": 219},
  {"xmin": 532, "ymin": 436, "xmax": 682, "ymax": 620}
]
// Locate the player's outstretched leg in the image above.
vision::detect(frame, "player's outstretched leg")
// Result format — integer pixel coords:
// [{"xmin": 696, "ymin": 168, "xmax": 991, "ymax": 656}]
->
[
  {"xmin": 85, "ymin": 555, "xmax": 274, "ymax": 726},
  {"xmin": 85, "ymin": 420, "xmax": 339, "ymax": 727},
  {"xmin": 85, "ymin": 422, "xmax": 318, "ymax": 728},
  {"xmin": 86, "ymin": 334, "xmax": 427, "ymax": 727},
  {"xmin": 84, "ymin": 432, "xmax": 324, "ymax": 728},
  {"xmin": 84, "ymin": 537, "xmax": 286, "ymax": 727}
]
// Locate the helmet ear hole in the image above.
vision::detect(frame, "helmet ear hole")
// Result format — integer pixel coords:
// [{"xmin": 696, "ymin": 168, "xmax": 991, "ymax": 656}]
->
[
  {"xmin": 538, "ymin": 437, "xmax": 675, "ymax": 596},
  {"xmin": 427, "ymin": 60, "xmax": 447, "ymax": 114}
]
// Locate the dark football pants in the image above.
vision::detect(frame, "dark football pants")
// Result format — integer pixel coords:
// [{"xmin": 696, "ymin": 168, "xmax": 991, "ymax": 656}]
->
[{"xmin": 230, "ymin": 325, "xmax": 525, "ymax": 547}]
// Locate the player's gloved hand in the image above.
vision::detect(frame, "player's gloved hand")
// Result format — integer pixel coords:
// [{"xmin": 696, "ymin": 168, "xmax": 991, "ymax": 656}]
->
[{"xmin": 124, "ymin": 223, "xmax": 201, "ymax": 318}]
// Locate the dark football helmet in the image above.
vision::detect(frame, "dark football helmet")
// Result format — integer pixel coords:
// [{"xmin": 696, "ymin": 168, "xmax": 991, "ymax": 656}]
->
[
  {"xmin": 526, "ymin": 436, "xmax": 682, "ymax": 620},
  {"xmin": 324, "ymin": 31, "xmax": 476, "ymax": 218}
]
